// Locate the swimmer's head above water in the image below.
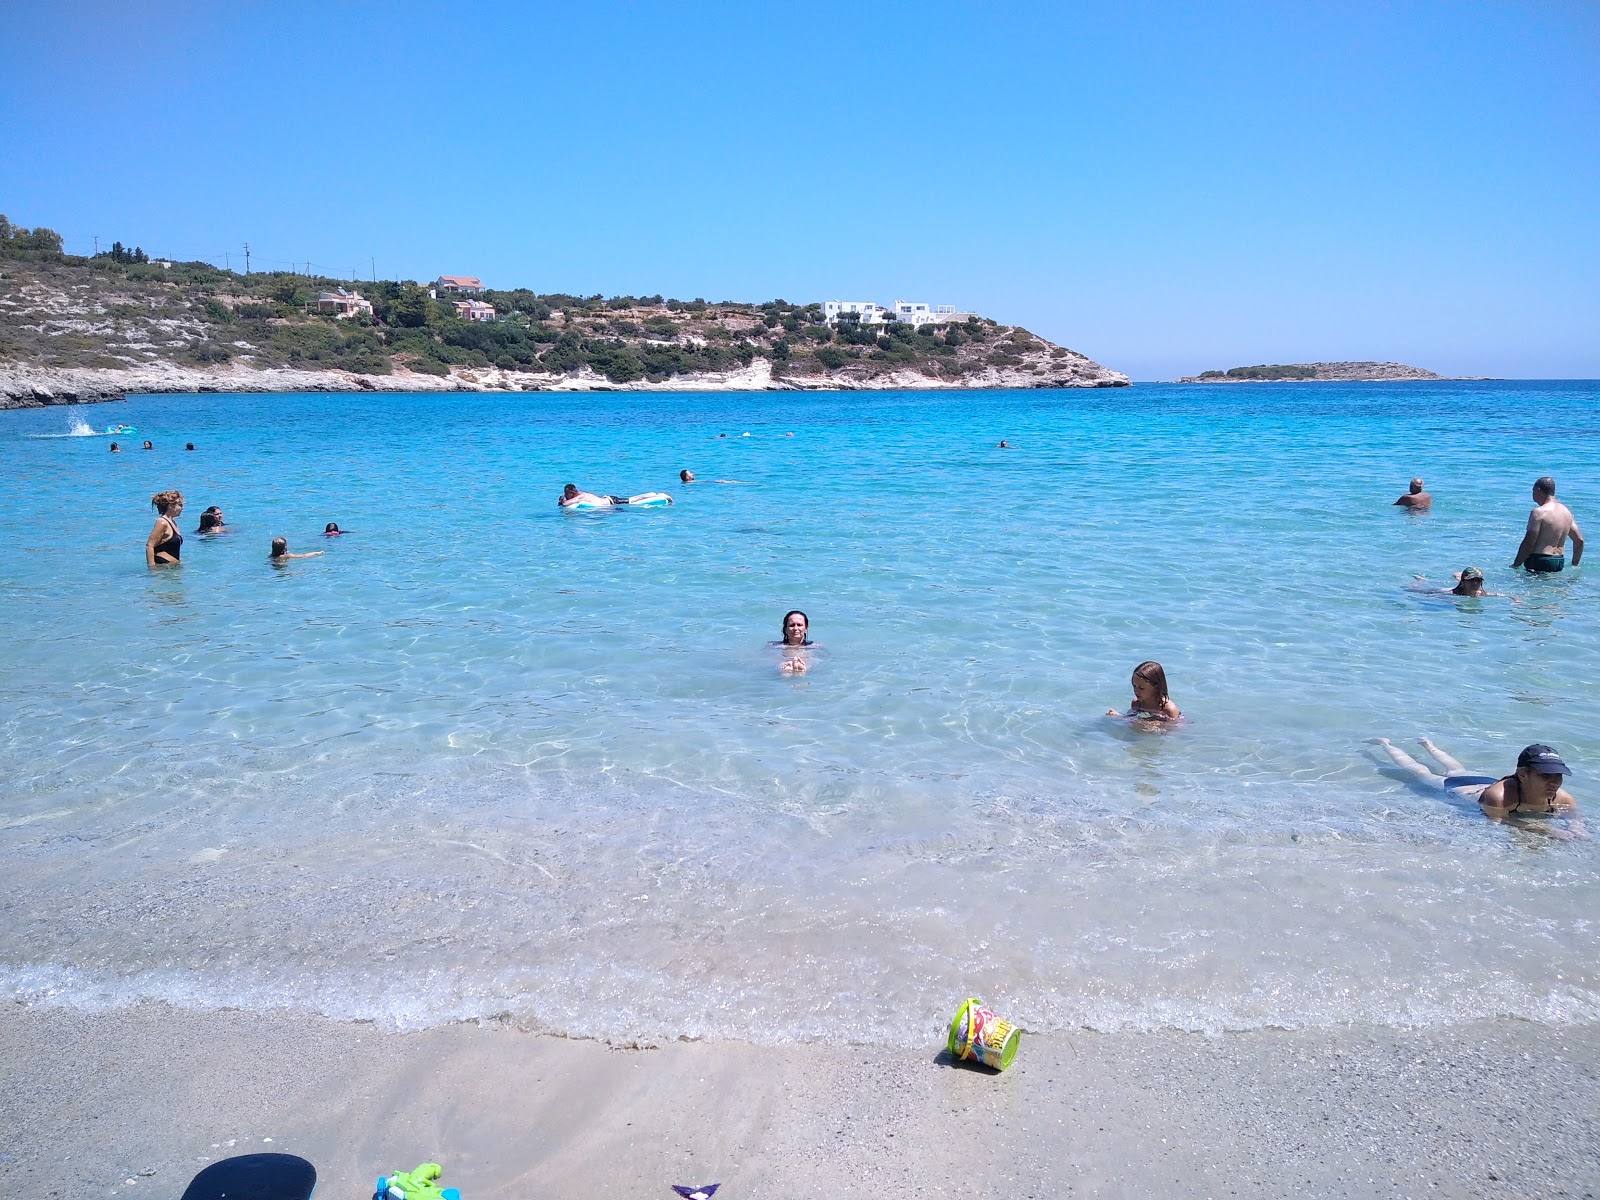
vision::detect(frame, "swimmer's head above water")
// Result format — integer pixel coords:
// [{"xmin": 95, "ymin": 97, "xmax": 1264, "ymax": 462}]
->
[
  {"xmin": 1452, "ymin": 566, "xmax": 1485, "ymax": 596},
  {"xmin": 781, "ymin": 609, "xmax": 810, "ymax": 646},
  {"xmin": 680, "ymin": 470, "xmax": 695, "ymax": 483}
]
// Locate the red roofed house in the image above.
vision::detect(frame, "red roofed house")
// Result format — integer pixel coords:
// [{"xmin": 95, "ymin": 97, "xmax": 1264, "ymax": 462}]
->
[{"xmin": 435, "ymin": 275, "xmax": 485, "ymax": 295}]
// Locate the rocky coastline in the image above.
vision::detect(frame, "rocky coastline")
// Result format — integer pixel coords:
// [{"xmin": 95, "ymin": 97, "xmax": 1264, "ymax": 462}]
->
[{"xmin": 0, "ymin": 356, "xmax": 1129, "ymax": 410}]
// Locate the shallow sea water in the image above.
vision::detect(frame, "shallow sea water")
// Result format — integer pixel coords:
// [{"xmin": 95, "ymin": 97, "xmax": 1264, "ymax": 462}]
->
[{"xmin": 2, "ymin": 382, "xmax": 1597, "ymax": 1043}]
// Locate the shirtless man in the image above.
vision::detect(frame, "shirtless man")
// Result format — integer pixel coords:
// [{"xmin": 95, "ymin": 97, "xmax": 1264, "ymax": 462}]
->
[
  {"xmin": 1393, "ymin": 478, "xmax": 1431, "ymax": 510},
  {"xmin": 558, "ymin": 484, "xmax": 672, "ymax": 507},
  {"xmin": 1512, "ymin": 476, "xmax": 1583, "ymax": 573}
]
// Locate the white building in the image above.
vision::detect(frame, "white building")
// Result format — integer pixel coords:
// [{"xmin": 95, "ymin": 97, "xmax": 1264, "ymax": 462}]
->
[
  {"xmin": 435, "ymin": 275, "xmax": 486, "ymax": 295},
  {"xmin": 316, "ymin": 288, "xmax": 375, "ymax": 320},
  {"xmin": 890, "ymin": 300, "xmax": 976, "ymax": 329},
  {"xmin": 822, "ymin": 300, "xmax": 889, "ymax": 325}
]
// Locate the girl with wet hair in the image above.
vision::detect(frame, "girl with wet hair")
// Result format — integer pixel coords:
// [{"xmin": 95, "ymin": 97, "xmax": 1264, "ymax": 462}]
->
[
  {"xmin": 1108, "ymin": 660, "xmax": 1181, "ymax": 722},
  {"xmin": 145, "ymin": 491, "xmax": 184, "ymax": 566}
]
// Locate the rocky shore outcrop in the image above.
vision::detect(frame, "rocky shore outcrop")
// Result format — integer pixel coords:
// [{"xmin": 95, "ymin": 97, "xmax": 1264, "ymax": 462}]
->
[{"xmin": 0, "ymin": 355, "xmax": 1128, "ymax": 410}]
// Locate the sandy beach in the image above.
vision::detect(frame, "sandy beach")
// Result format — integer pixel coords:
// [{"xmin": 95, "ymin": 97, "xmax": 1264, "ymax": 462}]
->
[{"xmin": 2, "ymin": 1004, "xmax": 1597, "ymax": 1199}]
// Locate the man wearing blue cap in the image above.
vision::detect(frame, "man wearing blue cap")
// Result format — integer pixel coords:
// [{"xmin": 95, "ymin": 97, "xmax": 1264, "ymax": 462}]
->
[{"xmin": 1478, "ymin": 744, "xmax": 1577, "ymax": 820}]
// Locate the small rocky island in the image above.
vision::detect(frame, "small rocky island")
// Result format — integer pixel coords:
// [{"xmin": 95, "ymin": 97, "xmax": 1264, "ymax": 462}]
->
[
  {"xmin": 0, "ymin": 215, "xmax": 1128, "ymax": 408},
  {"xmin": 1179, "ymin": 362, "xmax": 1449, "ymax": 383}
]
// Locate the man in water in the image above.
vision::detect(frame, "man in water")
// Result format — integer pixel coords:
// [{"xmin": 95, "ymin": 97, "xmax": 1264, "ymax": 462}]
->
[
  {"xmin": 1393, "ymin": 477, "xmax": 1431, "ymax": 509},
  {"xmin": 1512, "ymin": 476, "xmax": 1583, "ymax": 572},
  {"xmin": 558, "ymin": 484, "xmax": 672, "ymax": 508},
  {"xmin": 680, "ymin": 470, "xmax": 695, "ymax": 483}
]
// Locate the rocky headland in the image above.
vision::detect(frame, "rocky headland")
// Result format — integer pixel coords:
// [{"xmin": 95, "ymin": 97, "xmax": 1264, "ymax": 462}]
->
[{"xmin": 0, "ymin": 230, "xmax": 1128, "ymax": 408}]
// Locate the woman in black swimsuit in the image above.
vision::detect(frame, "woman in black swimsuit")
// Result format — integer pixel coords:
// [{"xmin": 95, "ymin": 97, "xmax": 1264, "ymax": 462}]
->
[
  {"xmin": 1376, "ymin": 738, "xmax": 1581, "ymax": 834},
  {"xmin": 145, "ymin": 490, "xmax": 184, "ymax": 566}
]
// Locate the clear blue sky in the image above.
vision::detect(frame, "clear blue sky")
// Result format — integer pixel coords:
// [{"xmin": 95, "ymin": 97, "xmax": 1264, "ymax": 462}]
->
[{"xmin": 4, "ymin": 2, "xmax": 1596, "ymax": 379}]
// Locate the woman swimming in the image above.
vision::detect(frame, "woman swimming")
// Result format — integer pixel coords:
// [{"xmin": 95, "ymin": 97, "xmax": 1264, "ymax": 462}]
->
[
  {"xmin": 1375, "ymin": 738, "xmax": 1582, "ymax": 835},
  {"xmin": 772, "ymin": 609, "xmax": 814, "ymax": 674},
  {"xmin": 145, "ymin": 491, "xmax": 184, "ymax": 566},
  {"xmin": 324, "ymin": 522, "xmax": 343, "ymax": 535},
  {"xmin": 1107, "ymin": 660, "xmax": 1181, "ymax": 723},
  {"xmin": 197, "ymin": 506, "xmax": 226, "ymax": 533}
]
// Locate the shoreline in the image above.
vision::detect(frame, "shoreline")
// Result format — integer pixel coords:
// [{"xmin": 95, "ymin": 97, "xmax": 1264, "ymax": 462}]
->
[
  {"xmin": 4, "ymin": 1002, "xmax": 1597, "ymax": 1198},
  {"xmin": 0, "ymin": 359, "xmax": 1130, "ymax": 411}
]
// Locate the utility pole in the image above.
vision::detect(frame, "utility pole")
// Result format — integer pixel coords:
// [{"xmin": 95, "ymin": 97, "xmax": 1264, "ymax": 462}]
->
[
  {"xmin": 371, "ymin": 257, "xmax": 376, "ymax": 282},
  {"xmin": 244, "ymin": 243, "xmax": 251, "ymax": 275},
  {"xmin": 225, "ymin": 252, "xmax": 231, "ymax": 271},
  {"xmin": 93, "ymin": 235, "xmax": 99, "ymax": 256}
]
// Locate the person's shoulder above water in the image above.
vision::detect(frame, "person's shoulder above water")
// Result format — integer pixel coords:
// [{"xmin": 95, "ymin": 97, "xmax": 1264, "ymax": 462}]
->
[
  {"xmin": 270, "ymin": 536, "xmax": 323, "ymax": 560},
  {"xmin": 1107, "ymin": 660, "xmax": 1181, "ymax": 723},
  {"xmin": 1393, "ymin": 478, "xmax": 1431, "ymax": 509},
  {"xmin": 1478, "ymin": 744, "xmax": 1578, "ymax": 818}
]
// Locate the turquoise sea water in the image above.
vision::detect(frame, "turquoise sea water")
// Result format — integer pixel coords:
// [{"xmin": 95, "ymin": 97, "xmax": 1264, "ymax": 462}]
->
[{"xmin": 2, "ymin": 382, "xmax": 1597, "ymax": 1044}]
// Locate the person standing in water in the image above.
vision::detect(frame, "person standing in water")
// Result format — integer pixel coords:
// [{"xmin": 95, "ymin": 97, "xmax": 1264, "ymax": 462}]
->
[
  {"xmin": 1107, "ymin": 661, "xmax": 1181, "ymax": 722},
  {"xmin": 1512, "ymin": 476, "xmax": 1583, "ymax": 573},
  {"xmin": 145, "ymin": 491, "xmax": 184, "ymax": 566},
  {"xmin": 1393, "ymin": 478, "xmax": 1431, "ymax": 510}
]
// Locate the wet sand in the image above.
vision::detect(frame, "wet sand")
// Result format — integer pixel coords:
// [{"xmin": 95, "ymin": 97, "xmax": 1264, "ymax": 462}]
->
[{"xmin": 2, "ymin": 1005, "xmax": 1597, "ymax": 1199}]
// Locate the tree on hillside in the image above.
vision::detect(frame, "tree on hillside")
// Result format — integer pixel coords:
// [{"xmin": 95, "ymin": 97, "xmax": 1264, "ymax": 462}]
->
[{"xmin": 388, "ymin": 285, "xmax": 432, "ymax": 328}]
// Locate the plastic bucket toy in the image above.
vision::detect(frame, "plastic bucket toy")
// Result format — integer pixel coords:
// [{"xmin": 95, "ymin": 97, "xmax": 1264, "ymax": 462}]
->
[{"xmin": 948, "ymin": 997, "xmax": 1020, "ymax": 1071}]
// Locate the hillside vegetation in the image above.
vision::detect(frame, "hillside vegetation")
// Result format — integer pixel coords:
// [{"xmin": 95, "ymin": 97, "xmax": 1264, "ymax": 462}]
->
[{"xmin": 0, "ymin": 216, "xmax": 1127, "ymax": 402}]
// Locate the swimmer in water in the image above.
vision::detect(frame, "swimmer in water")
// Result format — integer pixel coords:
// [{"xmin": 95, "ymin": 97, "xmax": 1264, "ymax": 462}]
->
[
  {"xmin": 1375, "ymin": 739, "xmax": 1582, "ymax": 837},
  {"xmin": 145, "ymin": 491, "xmax": 184, "ymax": 566},
  {"xmin": 1410, "ymin": 566, "xmax": 1509, "ymax": 599},
  {"xmin": 559, "ymin": 484, "xmax": 672, "ymax": 507},
  {"xmin": 1107, "ymin": 661, "xmax": 1181, "ymax": 722},
  {"xmin": 1393, "ymin": 477, "xmax": 1431, "ymax": 510},
  {"xmin": 109, "ymin": 442, "xmax": 120, "ymax": 452},
  {"xmin": 196, "ymin": 506, "xmax": 225, "ymax": 534},
  {"xmin": 680, "ymin": 470, "xmax": 695, "ymax": 483},
  {"xmin": 270, "ymin": 537, "xmax": 323, "ymax": 560},
  {"xmin": 324, "ymin": 522, "xmax": 343, "ymax": 535},
  {"xmin": 186, "ymin": 442, "xmax": 195, "ymax": 451},
  {"xmin": 142, "ymin": 440, "xmax": 154, "ymax": 450},
  {"xmin": 772, "ymin": 609, "xmax": 814, "ymax": 674},
  {"xmin": 998, "ymin": 440, "xmax": 1010, "ymax": 448}
]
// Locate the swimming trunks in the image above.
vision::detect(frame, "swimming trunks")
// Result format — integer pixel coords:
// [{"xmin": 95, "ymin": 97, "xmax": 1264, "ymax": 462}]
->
[
  {"xmin": 153, "ymin": 517, "xmax": 182, "ymax": 561},
  {"xmin": 607, "ymin": 495, "xmax": 629, "ymax": 505},
  {"xmin": 1525, "ymin": 553, "xmax": 1565, "ymax": 573}
]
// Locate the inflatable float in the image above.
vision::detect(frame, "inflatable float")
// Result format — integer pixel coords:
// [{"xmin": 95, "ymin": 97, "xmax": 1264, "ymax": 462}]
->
[{"xmin": 567, "ymin": 491, "xmax": 674, "ymax": 509}]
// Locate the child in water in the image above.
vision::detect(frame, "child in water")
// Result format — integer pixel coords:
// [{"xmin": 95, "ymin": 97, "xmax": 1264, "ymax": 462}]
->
[{"xmin": 1107, "ymin": 661, "xmax": 1182, "ymax": 722}]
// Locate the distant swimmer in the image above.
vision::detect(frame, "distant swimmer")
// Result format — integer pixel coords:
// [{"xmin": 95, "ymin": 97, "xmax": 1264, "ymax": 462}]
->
[
  {"xmin": 142, "ymin": 440, "xmax": 154, "ymax": 450},
  {"xmin": 1376, "ymin": 739, "xmax": 1582, "ymax": 836},
  {"xmin": 270, "ymin": 537, "xmax": 323, "ymax": 561},
  {"xmin": 197, "ymin": 506, "xmax": 226, "ymax": 534},
  {"xmin": 324, "ymin": 522, "xmax": 344, "ymax": 535},
  {"xmin": 186, "ymin": 442, "xmax": 195, "ymax": 451},
  {"xmin": 559, "ymin": 484, "xmax": 672, "ymax": 508},
  {"xmin": 1410, "ymin": 566, "xmax": 1508, "ymax": 599},
  {"xmin": 1107, "ymin": 660, "xmax": 1181, "ymax": 724},
  {"xmin": 145, "ymin": 490, "xmax": 184, "ymax": 566},
  {"xmin": 1393, "ymin": 478, "xmax": 1431, "ymax": 510},
  {"xmin": 679, "ymin": 469, "xmax": 749, "ymax": 485},
  {"xmin": 998, "ymin": 440, "xmax": 1011, "ymax": 449},
  {"xmin": 1512, "ymin": 476, "xmax": 1583, "ymax": 573},
  {"xmin": 109, "ymin": 442, "xmax": 120, "ymax": 453},
  {"xmin": 772, "ymin": 609, "xmax": 814, "ymax": 675}
]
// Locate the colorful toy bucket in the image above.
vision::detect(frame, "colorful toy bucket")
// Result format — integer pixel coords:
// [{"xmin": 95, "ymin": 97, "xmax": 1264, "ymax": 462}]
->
[{"xmin": 948, "ymin": 997, "xmax": 1020, "ymax": 1071}]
